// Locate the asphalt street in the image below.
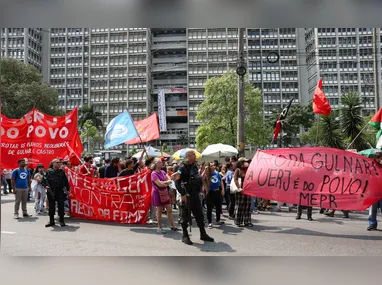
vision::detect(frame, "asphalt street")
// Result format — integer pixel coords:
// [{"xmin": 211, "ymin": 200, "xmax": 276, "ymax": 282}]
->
[{"xmin": 1, "ymin": 193, "xmax": 381, "ymax": 256}]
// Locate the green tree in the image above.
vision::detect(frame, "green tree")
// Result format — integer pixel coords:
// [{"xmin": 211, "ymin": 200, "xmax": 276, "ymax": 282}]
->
[
  {"xmin": 301, "ymin": 112, "xmax": 345, "ymax": 149},
  {"xmin": 162, "ymin": 143, "xmax": 170, "ymax": 153},
  {"xmin": 0, "ymin": 58, "xmax": 62, "ymax": 118},
  {"xmin": 80, "ymin": 119, "xmax": 104, "ymax": 154},
  {"xmin": 340, "ymin": 92, "xmax": 369, "ymax": 150},
  {"xmin": 363, "ymin": 114, "xmax": 377, "ymax": 147},
  {"xmin": 268, "ymin": 104, "xmax": 315, "ymax": 147},
  {"xmin": 130, "ymin": 147, "xmax": 138, "ymax": 156},
  {"xmin": 196, "ymin": 69, "xmax": 268, "ymax": 149},
  {"xmin": 78, "ymin": 104, "xmax": 103, "ymax": 129}
]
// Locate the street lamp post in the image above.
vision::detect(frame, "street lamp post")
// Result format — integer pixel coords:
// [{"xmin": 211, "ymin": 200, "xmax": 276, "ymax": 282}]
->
[{"xmin": 237, "ymin": 28, "xmax": 246, "ymax": 158}]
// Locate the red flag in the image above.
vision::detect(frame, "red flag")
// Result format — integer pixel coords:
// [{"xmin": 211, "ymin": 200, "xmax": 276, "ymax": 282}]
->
[
  {"xmin": 65, "ymin": 141, "xmax": 81, "ymax": 167},
  {"xmin": 125, "ymin": 113, "xmax": 160, "ymax": 144},
  {"xmin": 313, "ymin": 78, "xmax": 331, "ymax": 116},
  {"xmin": 273, "ymin": 120, "xmax": 282, "ymax": 140},
  {"xmin": 273, "ymin": 98, "xmax": 294, "ymax": 141}
]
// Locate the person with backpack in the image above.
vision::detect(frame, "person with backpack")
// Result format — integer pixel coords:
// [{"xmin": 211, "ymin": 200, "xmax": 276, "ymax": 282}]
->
[{"xmin": 12, "ymin": 159, "xmax": 32, "ymax": 219}]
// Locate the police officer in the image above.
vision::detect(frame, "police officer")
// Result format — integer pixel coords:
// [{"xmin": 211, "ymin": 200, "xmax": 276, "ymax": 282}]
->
[
  {"xmin": 175, "ymin": 150, "xmax": 214, "ymax": 245},
  {"xmin": 42, "ymin": 158, "xmax": 70, "ymax": 227}
]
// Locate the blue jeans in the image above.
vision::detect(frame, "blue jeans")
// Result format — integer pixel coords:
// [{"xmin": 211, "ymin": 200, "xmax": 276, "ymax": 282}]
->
[
  {"xmin": 250, "ymin": 197, "xmax": 257, "ymax": 211},
  {"xmin": 3, "ymin": 179, "xmax": 8, "ymax": 193},
  {"xmin": 368, "ymin": 200, "xmax": 382, "ymax": 226}
]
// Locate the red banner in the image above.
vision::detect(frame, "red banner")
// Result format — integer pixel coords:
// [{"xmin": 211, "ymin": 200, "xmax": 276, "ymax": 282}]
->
[
  {"xmin": 243, "ymin": 147, "xmax": 382, "ymax": 211},
  {"xmin": 0, "ymin": 108, "xmax": 82, "ymax": 169},
  {"xmin": 125, "ymin": 113, "xmax": 160, "ymax": 144},
  {"xmin": 66, "ymin": 168, "xmax": 152, "ymax": 224}
]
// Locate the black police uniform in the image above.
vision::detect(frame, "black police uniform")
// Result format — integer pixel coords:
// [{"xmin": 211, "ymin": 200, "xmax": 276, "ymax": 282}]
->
[
  {"xmin": 175, "ymin": 162, "xmax": 214, "ymax": 245},
  {"xmin": 42, "ymin": 168, "xmax": 70, "ymax": 227}
]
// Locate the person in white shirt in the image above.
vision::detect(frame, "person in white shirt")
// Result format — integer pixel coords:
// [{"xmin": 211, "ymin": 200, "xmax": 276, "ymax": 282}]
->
[
  {"xmin": 33, "ymin": 164, "xmax": 46, "ymax": 214},
  {"xmin": 3, "ymin": 169, "xmax": 13, "ymax": 194}
]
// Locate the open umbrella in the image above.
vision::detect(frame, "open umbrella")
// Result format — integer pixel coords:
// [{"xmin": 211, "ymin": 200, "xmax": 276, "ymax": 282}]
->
[
  {"xmin": 358, "ymin": 148, "xmax": 381, "ymax": 158},
  {"xmin": 133, "ymin": 146, "xmax": 171, "ymax": 159},
  {"xmin": 202, "ymin": 143, "xmax": 238, "ymax": 160},
  {"xmin": 172, "ymin": 148, "xmax": 202, "ymax": 160}
]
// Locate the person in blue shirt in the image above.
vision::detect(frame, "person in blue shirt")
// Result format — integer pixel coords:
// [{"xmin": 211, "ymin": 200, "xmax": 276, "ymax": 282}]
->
[
  {"xmin": 11, "ymin": 159, "xmax": 32, "ymax": 219},
  {"xmin": 205, "ymin": 162, "xmax": 225, "ymax": 228}
]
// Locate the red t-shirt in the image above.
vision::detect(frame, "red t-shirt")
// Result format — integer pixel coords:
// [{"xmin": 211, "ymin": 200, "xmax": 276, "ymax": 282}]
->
[{"xmin": 79, "ymin": 164, "xmax": 96, "ymax": 177}]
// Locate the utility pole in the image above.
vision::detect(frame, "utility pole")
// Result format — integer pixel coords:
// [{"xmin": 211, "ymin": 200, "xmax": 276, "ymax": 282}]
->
[
  {"xmin": 236, "ymin": 28, "xmax": 246, "ymax": 158},
  {"xmin": 373, "ymin": 28, "xmax": 381, "ymax": 110}
]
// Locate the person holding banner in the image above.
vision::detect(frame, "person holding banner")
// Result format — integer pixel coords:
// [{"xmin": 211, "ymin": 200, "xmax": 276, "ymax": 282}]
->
[
  {"xmin": 368, "ymin": 151, "xmax": 382, "ymax": 231},
  {"xmin": 233, "ymin": 158, "xmax": 253, "ymax": 227},
  {"xmin": 296, "ymin": 205, "xmax": 313, "ymax": 221},
  {"xmin": 79, "ymin": 156, "xmax": 98, "ymax": 177},
  {"xmin": 105, "ymin": 157, "xmax": 121, "ymax": 178},
  {"xmin": 150, "ymin": 158, "xmax": 179, "ymax": 234}
]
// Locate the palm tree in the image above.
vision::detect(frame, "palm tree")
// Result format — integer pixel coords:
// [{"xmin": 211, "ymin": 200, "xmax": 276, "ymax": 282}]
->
[
  {"xmin": 319, "ymin": 112, "xmax": 345, "ymax": 149},
  {"xmin": 79, "ymin": 104, "xmax": 103, "ymax": 129},
  {"xmin": 340, "ymin": 92, "xmax": 369, "ymax": 150},
  {"xmin": 177, "ymin": 134, "xmax": 189, "ymax": 147}
]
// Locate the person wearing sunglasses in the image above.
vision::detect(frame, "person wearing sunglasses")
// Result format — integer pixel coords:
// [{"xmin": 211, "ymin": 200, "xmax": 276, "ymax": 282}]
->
[
  {"xmin": 41, "ymin": 158, "xmax": 70, "ymax": 227},
  {"xmin": 233, "ymin": 158, "xmax": 253, "ymax": 227}
]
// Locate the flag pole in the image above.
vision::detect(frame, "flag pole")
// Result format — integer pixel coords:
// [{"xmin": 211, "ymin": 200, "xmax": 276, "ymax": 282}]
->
[
  {"xmin": 315, "ymin": 115, "xmax": 320, "ymax": 146},
  {"xmin": 65, "ymin": 142, "xmax": 91, "ymax": 174},
  {"xmin": 346, "ymin": 122, "xmax": 370, "ymax": 150}
]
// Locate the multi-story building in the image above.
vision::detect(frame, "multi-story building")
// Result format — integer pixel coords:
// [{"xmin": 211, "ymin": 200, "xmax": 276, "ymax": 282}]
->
[
  {"xmin": 306, "ymin": 28, "xmax": 382, "ymax": 116},
  {"xmin": 186, "ymin": 28, "xmax": 309, "ymax": 147},
  {"xmin": 1, "ymin": 28, "xmax": 49, "ymax": 82},
  {"xmin": 49, "ymin": 28, "xmax": 152, "ymax": 150},
  {"xmin": 151, "ymin": 28, "xmax": 188, "ymax": 149},
  {"xmin": 46, "ymin": 28, "xmax": 382, "ymax": 152}
]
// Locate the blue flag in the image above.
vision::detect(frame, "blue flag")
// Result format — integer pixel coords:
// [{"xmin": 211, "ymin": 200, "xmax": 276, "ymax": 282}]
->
[{"xmin": 104, "ymin": 112, "xmax": 139, "ymax": 149}]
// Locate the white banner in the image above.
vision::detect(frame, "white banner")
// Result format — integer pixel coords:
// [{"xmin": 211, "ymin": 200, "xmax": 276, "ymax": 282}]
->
[{"xmin": 157, "ymin": 88, "xmax": 167, "ymax": 132}]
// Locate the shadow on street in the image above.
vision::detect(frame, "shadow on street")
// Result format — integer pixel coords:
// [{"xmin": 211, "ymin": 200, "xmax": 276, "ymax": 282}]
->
[{"xmin": 275, "ymin": 227, "xmax": 382, "ymax": 241}]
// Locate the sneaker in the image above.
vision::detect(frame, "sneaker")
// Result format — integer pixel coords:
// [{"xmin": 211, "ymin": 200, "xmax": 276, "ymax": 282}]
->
[
  {"xmin": 14, "ymin": 213, "xmax": 19, "ymax": 219},
  {"xmin": 216, "ymin": 221, "xmax": 225, "ymax": 225},
  {"xmin": 157, "ymin": 228, "xmax": 167, "ymax": 234},
  {"xmin": 23, "ymin": 213, "xmax": 32, "ymax": 218},
  {"xmin": 253, "ymin": 210, "xmax": 259, "ymax": 215},
  {"xmin": 295, "ymin": 216, "xmax": 301, "ymax": 220},
  {"xmin": 208, "ymin": 223, "xmax": 213, "ymax": 229},
  {"xmin": 147, "ymin": 219, "xmax": 153, "ymax": 224}
]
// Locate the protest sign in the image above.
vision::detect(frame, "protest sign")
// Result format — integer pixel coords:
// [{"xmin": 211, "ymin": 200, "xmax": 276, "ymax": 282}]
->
[
  {"xmin": 0, "ymin": 108, "xmax": 81, "ymax": 169},
  {"xmin": 243, "ymin": 147, "xmax": 382, "ymax": 211},
  {"xmin": 66, "ymin": 168, "xmax": 152, "ymax": 224}
]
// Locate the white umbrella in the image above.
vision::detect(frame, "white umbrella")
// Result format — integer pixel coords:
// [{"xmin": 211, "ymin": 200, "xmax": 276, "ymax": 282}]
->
[{"xmin": 202, "ymin": 143, "xmax": 238, "ymax": 160}]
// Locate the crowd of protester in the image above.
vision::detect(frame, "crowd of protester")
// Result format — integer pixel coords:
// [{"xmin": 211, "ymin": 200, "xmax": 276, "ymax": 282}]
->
[{"xmin": 2, "ymin": 150, "xmax": 382, "ymax": 233}]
